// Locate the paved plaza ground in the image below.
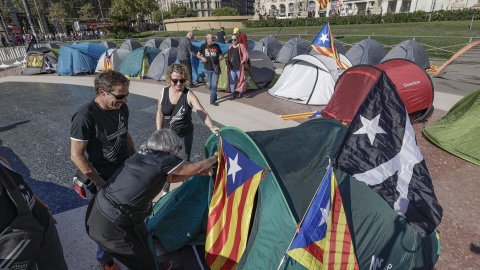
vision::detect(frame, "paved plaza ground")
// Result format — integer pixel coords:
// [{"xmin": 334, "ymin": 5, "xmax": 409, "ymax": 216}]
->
[{"xmin": 0, "ymin": 69, "xmax": 479, "ymax": 269}]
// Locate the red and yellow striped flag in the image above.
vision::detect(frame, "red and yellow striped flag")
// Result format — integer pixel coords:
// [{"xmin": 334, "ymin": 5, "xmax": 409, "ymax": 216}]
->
[
  {"xmin": 311, "ymin": 22, "xmax": 350, "ymax": 70},
  {"xmin": 205, "ymin": 136, "xmax": 264, "ymax": 270},
  {"xmin": 315, "ymin": 0, "xmax": 333, "ymax": 10}
]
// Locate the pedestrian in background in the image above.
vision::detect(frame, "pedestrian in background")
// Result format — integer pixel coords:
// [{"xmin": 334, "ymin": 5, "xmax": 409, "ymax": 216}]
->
[
  {"xmin": 233, "ymin": 28, "xmax": 248, "ymax": 50},
  {"xmin": 197, "ymin": 33, "xmax": 224, "ymax": 106},
  {"xmin": 216, "ymin": 27, "xmax": 226, "ymax": 44},
  {"xmin": 177, "ymin": 31, "xmax": 198, "ymax": 88}
]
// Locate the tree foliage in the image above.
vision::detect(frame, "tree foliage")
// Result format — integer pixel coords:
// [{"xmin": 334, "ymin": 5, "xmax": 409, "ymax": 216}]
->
[
  {"xmin": 170, "ymin": 4, "xmax": 197, "ymax": 18},
  {"xmin": 211, "ymin": 7, "xmax": 240, "ymax": 16},
  {"xmin": 153, "ymin": 10, "xmax": 172, "ymax": 24},
  {"xmin": 78, "ymin": 3, "xmax": 98, "ymax": 21},
  {"xmin": 110, "ymin": 0, "xmax": 158, "ymax": 21},
  {"xmin": 47, "ymin": 1, "xmax": 73, "ymax": 30}
]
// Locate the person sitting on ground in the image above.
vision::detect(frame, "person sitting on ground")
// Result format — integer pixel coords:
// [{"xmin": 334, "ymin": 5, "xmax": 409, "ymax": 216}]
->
[{"xmin": 85, "ymin": 129, "xmax": 219, "ymax": 270}]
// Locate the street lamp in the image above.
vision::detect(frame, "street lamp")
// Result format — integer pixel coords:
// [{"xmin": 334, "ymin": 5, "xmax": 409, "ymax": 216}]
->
[{"xmin": 469, "ymin": 1, "xmax": 480, "ymax": 30}]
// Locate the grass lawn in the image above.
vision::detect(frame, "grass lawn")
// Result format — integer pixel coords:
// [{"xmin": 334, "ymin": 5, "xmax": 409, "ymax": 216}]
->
[{"xmin": 132, "ymin": 20, "xmax": 480, "ymax": 60}]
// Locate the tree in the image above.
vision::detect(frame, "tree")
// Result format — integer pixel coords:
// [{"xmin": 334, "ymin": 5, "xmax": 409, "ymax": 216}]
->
[
  {"xmin": 170, "ymin": 4, "xmax": 197, "ymax": 18},
  {"xmin": 153, "ymin": 10, "xmax": 172, "ymax": 24},
  {"xmin": 110, "ymin": 0, "xmax": 158, "ymax": 22},
  {"xmin": 211, "ymin": 7, "xmax": 240, "ymax": 16},
  {"xmin": 78, "ymin": 3, "xmax": 98, "ymax": 21},
  {"xmin": 48, "ymin": 2, "xmax": 71, "ymax": 32}
]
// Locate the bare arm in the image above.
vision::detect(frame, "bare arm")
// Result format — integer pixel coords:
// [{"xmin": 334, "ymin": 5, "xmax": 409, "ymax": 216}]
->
[
  {"xmin": 70, "ymin": 140, "xmax": 106, "ymax": 190},
  {"xmin": 189, "ymin": 51, "xmax": 197, "ymax": 57},
  {"xmin": 189, "ymin": 92, "xmax": 219, "ymax": 134},
  {"xmin": 127, "ymin": 132, "xmax": 135, "ymax": 156},
  {"xmin": 156, "ymin": 89, "xmax": 164, "ymax": 130},
  {"xmin": 166, "ymin": 153, "xmax": 218, "ymax": 183},
  {"xmin": 197, "ymin": 51, "xmax": 207, "ymax": 63}
]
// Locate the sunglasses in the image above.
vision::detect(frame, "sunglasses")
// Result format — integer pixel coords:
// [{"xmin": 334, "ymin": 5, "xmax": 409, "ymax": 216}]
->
[
  {"xmin": 172, "ymin": 79, "xmax": 186, "ymax": 84},
  {"xmin": 106, "ymin": 91, "xmax": 129, "ymax": 100},
  {"xmin": 232, "ymin": 39, "xmax": 237, "ymax": 41}
]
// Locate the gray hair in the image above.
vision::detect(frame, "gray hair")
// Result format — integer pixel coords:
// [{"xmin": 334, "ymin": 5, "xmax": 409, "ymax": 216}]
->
[
  {"xmin": 140, "ymin": 129, "xmax": 181, "ymax": 153},
  {"xmin": 94, "ymin": 70, "xmax": 129, "ymax": 95}
]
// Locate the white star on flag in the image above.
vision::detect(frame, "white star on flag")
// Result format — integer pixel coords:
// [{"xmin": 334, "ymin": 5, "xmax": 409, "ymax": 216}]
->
[
  {"xmin": 227, "ymin": 154, "xmax": 242, "ymax": 184},
  {"xmin": 19, "ymin": 184, "xmax": 25, "ymax": 190},
  {"xmin": 319, "ymin": 33, "xmax": 329, "ymax": 44},
  {"xmin": 353, "ymin": 114, "xmax": 386, "ymax": 145},
  {"xmin": 318, "ymin": 200, "xmax": 331, "ymax": 227}
]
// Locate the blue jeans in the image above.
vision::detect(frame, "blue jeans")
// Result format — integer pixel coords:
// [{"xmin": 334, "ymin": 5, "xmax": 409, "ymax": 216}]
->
[
  {"xmin": 229, "ymin": 69, "xmax": 241, "ymax": 92},
  {"xmin": 205, "ymin": 69, "xmax": 219, "ymax": 102}
]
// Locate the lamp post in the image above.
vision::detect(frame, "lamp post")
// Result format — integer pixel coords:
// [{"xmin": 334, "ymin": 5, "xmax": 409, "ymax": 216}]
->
[
  {"xmin": 21, "ymin": 0, "xmax": 37, "ymax": 38},
  {"xmin": 469, "ymin": 1, "xmax": 480, "ymax": 30},
  {"xmin": 0, "ymin": 8, "xmax": 12, "ymax": 42}
]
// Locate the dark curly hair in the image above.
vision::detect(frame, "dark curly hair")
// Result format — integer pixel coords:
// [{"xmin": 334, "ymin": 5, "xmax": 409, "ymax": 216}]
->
[{"xmin": 94, "ymin": 70, "xmax": 130, "ymax": 95}]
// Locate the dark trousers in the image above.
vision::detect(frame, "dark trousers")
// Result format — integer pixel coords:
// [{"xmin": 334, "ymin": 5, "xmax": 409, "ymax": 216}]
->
[
  {"xmin": 86, "ymin": 199, "xmax": 156, "ymax": 270},
  {"xmin": 180, "ymin": 59, "xmax": 193, "ymax": 84}
]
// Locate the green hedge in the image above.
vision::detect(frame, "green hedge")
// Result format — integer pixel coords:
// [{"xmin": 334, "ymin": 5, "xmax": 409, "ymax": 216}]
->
[{"xmin": 244, "ymin": 9, "xmax": 479, "ymax": 28}]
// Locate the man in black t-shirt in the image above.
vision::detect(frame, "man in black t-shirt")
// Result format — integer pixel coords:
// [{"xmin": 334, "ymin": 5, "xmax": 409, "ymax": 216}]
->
[
  {"xmin": 197, "ymin": 33, "xmax": 224, "ymax": 105},
  {"xmin": 216, "ymin": 27, "xmax": 226, "ymax": 44},
  {"xmin": 70, "ymin": 70, "xmax": 135, "ymax": 270}
]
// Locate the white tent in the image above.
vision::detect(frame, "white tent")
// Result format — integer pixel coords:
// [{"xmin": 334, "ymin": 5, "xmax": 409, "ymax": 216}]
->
[
  {"xmin": 268, "ymin": 54, "xmax": 352, "ymax": 105},
  {"xmin": 95, "ymin": 48, "xmax": 131, "ymax": 73}
]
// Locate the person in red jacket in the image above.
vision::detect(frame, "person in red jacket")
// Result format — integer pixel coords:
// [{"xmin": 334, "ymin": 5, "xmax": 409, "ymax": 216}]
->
[{"xmin": 233, "ymin": 28, "xmax": 247, "ymax": 50}]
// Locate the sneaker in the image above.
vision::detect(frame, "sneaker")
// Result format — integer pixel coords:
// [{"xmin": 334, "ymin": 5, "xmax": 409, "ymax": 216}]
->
[
  {"xmin": 158, "ymin": 260, "xmax": 173, "ymax": 270},
  {"xmin": 238, "ymin": 92, "xmax": 243, "ymax": 99},
  {"xmin": 210, "ymin": 101, "xmax": 218, "ymax": 106},
  {"xmin": 100, "ymin": 262, "xmax": 120, "ymax": 270},
  {"xmin": 231, "ymin": 92, "xmax": 236, "ymax": 100}
]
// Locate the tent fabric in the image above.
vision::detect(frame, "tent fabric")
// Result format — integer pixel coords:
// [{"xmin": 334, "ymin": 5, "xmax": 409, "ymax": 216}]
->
[
  {"xmin": 252, "ymin": 36, "xmax": 283, "ymax": 60},
  {"xmin": 433, "ymin": 40, "xmax": 480, "ymax": 85},
  {"xmin": 423, "ymin": 88, "xmax": 480, "ymax": 165},
  {"xmin": 22, "ymin": 47, "xmax": 58, "ymax": 75},
  {"xmin": 145, "ymin": 38, "xmax": 163, "ymax": 48},
  {"xmin": 95, "ymin": 48, "xmax": 130, "ymax": 73},
  {"xmin": 323, "ymin": 60, "xmax": 434, "ymax": 123},
  {"xmin": 56, "ymin": 43, "xmax": 108, "ymax": 76},
  {"xmin": 43, "ymin": 42, "xmax": 60, "ymax": 49},
  {"xmin": 275, "ymin": 38, "xmax": 311, "ymax": 64},
  {"xmin": 100, "ymin": 40, "xmax": 117, "ymax": 49},
  {"xmin": 159, "ymin": 37, "xmax": 180, "ymax": 51},
  {"xmin": 308, "ymin": 39, "xmax": 347, "ymax": 56},
  {"xmin": 117, "ymin": 47, "xmax": 160, "ymax": 79},
  {"xmin": 268, "ymin": 54, "xmax": 352, "ymax": 105},
  {"xmin": 381, "ymin": 40, "xmax": 430, "ymax": 70},
  {"xmin": 345, "ymin": 39, "xmax": 387, "ymax": 66},
  {"xmin": 147, "ymin": 47, "xmax": 178, "ymax": 81},
  {"xmin": 120, "ymin": 39, "xmax": 142, "ymax": 51}
]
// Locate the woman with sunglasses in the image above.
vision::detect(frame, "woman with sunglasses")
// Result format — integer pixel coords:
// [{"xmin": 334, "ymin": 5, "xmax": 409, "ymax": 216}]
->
[
  {"xmin": 86, "ymin": 129, "xmax": 218, "ymax": 270},
  {"xmin": 226, "ymin": 34, "xmax": 249, "ymax": 99}
]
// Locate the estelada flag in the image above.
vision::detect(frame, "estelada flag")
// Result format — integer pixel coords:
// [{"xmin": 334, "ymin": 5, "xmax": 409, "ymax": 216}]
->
[
  {"xmin": 311, "ymin": 22, "xmax": 350, "ymax": 70},
  {"xmin": 205, "ymin": 136, "xmax": 264, "ymax": 270},
  {"xmin": 314, "ymin": 0, "xmax": 333, "ymax": 10},
  {"xmin": 287, "ymin": 165, "xmax": 358, "ymax": 270}
]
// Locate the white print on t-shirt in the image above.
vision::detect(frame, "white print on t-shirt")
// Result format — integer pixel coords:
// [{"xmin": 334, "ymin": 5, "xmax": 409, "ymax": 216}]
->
[
  {"xmin": 0, "ymin": 162, "xmax": 35, "ymax": 210},
  {"xmin": 169, "ymin": 105, "xmax": 185, "ymax": 128},
  {"xmin": 204, "ymin": 47, "xmax": 219, "ymax": 58},
  {"xmin": 106, "ymin": 115, "xmax": 127, "ymax": 160}
]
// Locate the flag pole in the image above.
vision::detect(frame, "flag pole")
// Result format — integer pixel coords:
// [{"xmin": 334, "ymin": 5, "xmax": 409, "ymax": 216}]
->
[{"xmin": 276, "ymin": 161, "xmax": 333, "ymax": 270}]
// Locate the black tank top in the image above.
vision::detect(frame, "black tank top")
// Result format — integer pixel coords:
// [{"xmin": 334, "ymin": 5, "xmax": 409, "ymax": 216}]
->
[{"xmin": 161, "ymin": 87, "xmax": 194, "ymax": 138}]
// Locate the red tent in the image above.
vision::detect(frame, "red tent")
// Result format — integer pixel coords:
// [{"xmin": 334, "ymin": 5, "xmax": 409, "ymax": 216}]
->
[{"xmin": 323, "ymin": 59, "xmax": 433, "ymax": 123}]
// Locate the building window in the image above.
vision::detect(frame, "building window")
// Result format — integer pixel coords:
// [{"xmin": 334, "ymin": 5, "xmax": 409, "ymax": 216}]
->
[
  {"xmin": 201, "ymin": 2, "xmax": 204, "ymax": 9},
  {"xmin": 400, "ymin": 0, "xmax": 411, "ymax": 12},
  {"xmin": 207, "ymin": 2, "xmax": 210, "ymax": 9},
  {"xmin": 387, "ymin": 0, "xmax": 397, "ymax": 12},
  {"xmin": 202, "ymin": 10, "xmax": 205, "ymax": 16},
  {"xmin": 195, "ymin": 2, "xmax": 198, "ymax": 8},
  {"xmin": 208, "ymin": 11, "xmax": 210, "ymax": 16}
]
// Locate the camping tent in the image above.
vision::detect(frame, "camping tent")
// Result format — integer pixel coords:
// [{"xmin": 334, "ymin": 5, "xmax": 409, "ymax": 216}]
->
[
  {"xmin": 147, "ymin": 47, "xmax": 178, "ymax": 81},
  {"xmin": 145, "ymin": 38, "xmax": 163, "ymax": 48},
  {"xmin": 56, "ymin": 43, "xmax": 108, "ymax": 76},
  {"xmin": 43, "ymin": 42, "xmax": 60, "ymax": 49},
  {"xmin": 22, "ymin": 47, "xmax": 58, "ymax": 75},
  {"xmin": 268, "ymin": 54, "xmax": 352, "ymax": 105},
  {"xmin": 381, "ymin": 40, "xmax": 430, "ymax": 70},
  {"xmin": 117, "ymin": 47, "xmax": 160, "ymax": 79},
  {"xmin": 433, "ymin": 40, "xmax": 480, "ymax": 85},
  {"xmin": 147, "ymin": 120, "xmax": 440, "ymax": 269},
  {"xmin": 159, "ymin": 37, "xmax": 179, "ymax": 51},
  {"xmin": 252, "ymin": 36, "xmax": 283, "ymax": 60},
  {"xmin": 308, "ymin": 39, "xmax": 347, "ymax": 56},
  {"xmin": 275, "ymin": 38, "xmax": 311, "ymax": 64},
  {"xmin": 95, "ymin": 48, "xmax": 130, "ymax": 73},
  {"xmin": 120, "ymin": 39, "xmax": 142, "ymax": 51},
  {"xmin": 423, "ymin": 88, "xmax": 480, "ymax": 165},
  {"xmin": 323, "ymin": 60, "xmax": 434, "ymax": 123},
  {"xmin": 345, "ymin": 39, "xmax": 387, "ymax": 66},
  {"xmin": 100, "ymin": 40, "xmax": 117, "ymax": 49},
  {"xmin": 217, "ymin": 50, "xmax": 278, "ymax": 90}
]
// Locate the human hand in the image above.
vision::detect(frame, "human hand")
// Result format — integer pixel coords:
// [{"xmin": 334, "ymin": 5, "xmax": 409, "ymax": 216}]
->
[{"xmin": 210, "ymin": 126, "xmax": 219, "ymax": 134}]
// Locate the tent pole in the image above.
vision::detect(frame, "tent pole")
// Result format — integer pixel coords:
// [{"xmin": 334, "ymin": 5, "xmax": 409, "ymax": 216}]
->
[{"xmin": 276, "ymin": 162, "xmax": 333, "ymax": 270}]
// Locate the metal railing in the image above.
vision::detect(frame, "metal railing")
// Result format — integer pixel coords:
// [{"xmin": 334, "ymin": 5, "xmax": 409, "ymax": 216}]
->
[{"xmin": 0, "ymin": 46, "xmax": 27, "ymax": 68}]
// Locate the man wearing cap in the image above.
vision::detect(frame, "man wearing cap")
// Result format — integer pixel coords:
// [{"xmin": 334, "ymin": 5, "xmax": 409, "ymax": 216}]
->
[
  {"xmin": 216, "ymin": 27, "xmax": 226, "ymax": 44},
  {"xmin": 233, "ymin": 28, "xmax": 247, "ymax": 49}
]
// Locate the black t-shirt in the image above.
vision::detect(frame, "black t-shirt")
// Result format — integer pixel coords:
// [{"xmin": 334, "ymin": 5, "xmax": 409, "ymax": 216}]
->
[
  {"xmin": 0, "ymin": 161, "xmax": 50, "ymax": 232},
  {"xmin": 95, "ymin": 149, "xmax": 183, "ymax": 225},
  {"xmin": 228, "ymin": 46, "xmax": 241, "ymax": 70},
  {"xmin": 216, "ymin": 30, "xmax": 226, "ymax": 44},
  {"xmin": 70, "ymin": 100, "xmax": 130, "ymax": 178},
  {"xmin": 161, "ymin": 87, "xmax": 194, "ymax": 138},
  {"xmin": 199, "ymin": 43, "xmax": 222, "ymax": 70}
]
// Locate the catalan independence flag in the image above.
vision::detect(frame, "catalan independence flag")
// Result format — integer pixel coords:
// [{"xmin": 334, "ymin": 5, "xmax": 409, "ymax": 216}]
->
[
  {"xmin": 311, "ymin": 22, "xmax": 350, "ymax": 70},
  {"xmin": 287, "ymin": 166, "xmax": 359, "ymax": 270},
  {"xmin": 314, "ymin": 0, "xmax": 333, "ymax": 10},
  {"xmin": 205, "ymin": 136, "xmax": 264, "ymax": 270}
]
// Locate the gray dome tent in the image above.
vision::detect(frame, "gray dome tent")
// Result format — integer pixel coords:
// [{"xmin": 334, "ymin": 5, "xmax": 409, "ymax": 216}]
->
[
  {"xmin": 145, "ymin": 38, "xmax": 163, "ymax": 48},
  {"xmin": 159, "ymin": 37, "xmax": 179, "ymax": 51},
  {"xmin": 253, "ymin": 37, "xmax": 282, "ymax": 60},
  {"xmin": 381, "ymin": 40, "xmax": 430, "ymax": 70},
  {"xmin": 308, "ymin": 39, "xmax": 346, "ymax": 56},
  {"xmin": 120, "ymin": 39, "xmax": 142, "ymax": 51},
  {"xmin": 345, "ymin": 39, "xmax": 386, "ymax": 66},
  {"xmin": 147, "ymin": 47, "xmax": 178, "ymax": 81},
  {"xmin": 275, "ymin": 38, "xmax": 311, "ymax": 64},
  {"xmin": 44, "ymin": 42, "xmax": 60, "ymax": 49},
  {"xmin": 22, "ymin": 47, "xmax": 58, "ymax": 75},
  {"xmin": 248, "ymin": 50, "xmax": 277, "ymax": 88},
  {"xmin": 100, "ymin": 40, "xmax": 117, "ymax": 49}
]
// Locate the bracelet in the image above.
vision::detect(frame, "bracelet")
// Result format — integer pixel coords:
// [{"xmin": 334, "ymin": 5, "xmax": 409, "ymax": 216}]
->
[{"xmin": 209, "ymin": 125, "xmax": 215, "ymax": 129}]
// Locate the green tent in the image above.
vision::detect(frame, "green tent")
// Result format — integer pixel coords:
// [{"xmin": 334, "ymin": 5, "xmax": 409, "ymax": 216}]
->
[
  {"xmin": 148, "ymin": 119, "xmax": 440, "ymax": 269},
  {"xmin": 423, "ymin": 88, "xmax": 480, "ymax": 165},
  {"xmin": 117, "ymin": 46, "xmax": 160, "ymax": 79}
]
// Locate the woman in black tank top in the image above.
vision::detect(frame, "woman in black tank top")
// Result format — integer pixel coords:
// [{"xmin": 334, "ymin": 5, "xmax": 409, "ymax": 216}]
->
[{"xmin": 156, "ymin": 63, "xmax": 219, "ymax": 162}]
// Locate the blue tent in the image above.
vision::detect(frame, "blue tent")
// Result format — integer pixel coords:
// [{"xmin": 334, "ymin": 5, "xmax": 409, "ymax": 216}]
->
[
  {"xmin": 57, "ymin": 43, "xmax": 108, "ymax": 76},
  {"xmin": 181, "ymin": 41, "xmax": 229, "ymax": 82}
]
